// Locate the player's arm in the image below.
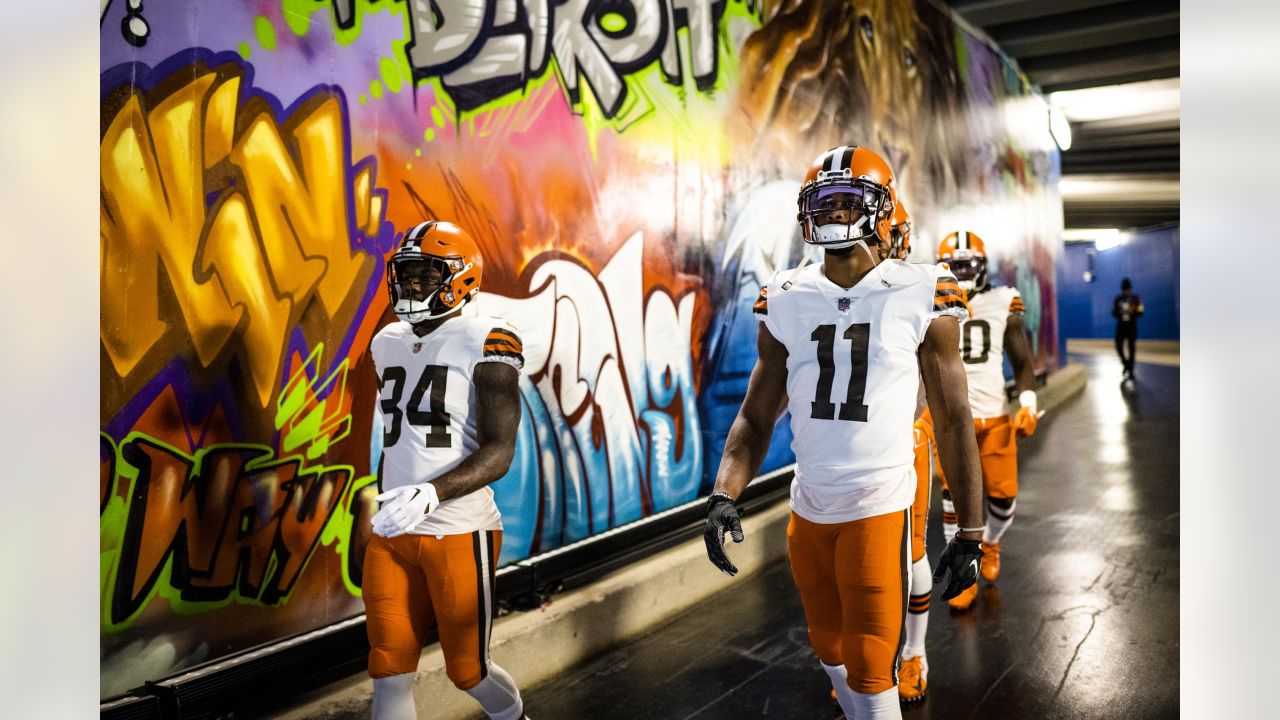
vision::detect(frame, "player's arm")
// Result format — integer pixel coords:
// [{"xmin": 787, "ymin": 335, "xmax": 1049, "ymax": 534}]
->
[
  {"xmin": 704, "ymin": 322, "xmax": 788, "ymax": 575},
  {"xmin": 1005, "ymin": 311, "xmax": 1042, "ymax": 437},
  {"xmin": 1004, "ymin": 313, "xmax": 1036, "ymax": 395},
  {"xmin": 919, "ymin": 315, "xmax": 985, "ymax": 598},
  {"xmin": 429, "ymin": 361, "xmax": 521, "ymax": 501},
  {"xmin": 371, "ymin": 361, "xmax": 521, "ymax": 537}
]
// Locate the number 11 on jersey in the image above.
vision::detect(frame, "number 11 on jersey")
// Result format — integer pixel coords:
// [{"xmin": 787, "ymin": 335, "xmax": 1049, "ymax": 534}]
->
[{"xmin": 810, "ymin": 323, "xmax": 871, "ymax": 422}]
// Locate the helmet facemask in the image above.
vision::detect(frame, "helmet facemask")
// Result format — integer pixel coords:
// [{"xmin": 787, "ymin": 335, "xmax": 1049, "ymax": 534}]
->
[
  {"xmin": 946, "ymin": 252, "xmax": 988, "ymax": 292},
  {"xmin": 387, "ymin": 253, "xmax": 470, "ymax": 324},
  {"xmin": 797, "ymin": 177, "xmax": 892, "ymax": 252}
]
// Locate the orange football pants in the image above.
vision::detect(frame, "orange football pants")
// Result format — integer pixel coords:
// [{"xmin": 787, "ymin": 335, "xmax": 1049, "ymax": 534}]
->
[
  {"xmin": 911, "ymin": 421, "xmax": 933, "ymax": 562},
  {"xmin": 363, "ymin": 530, "xmax": 501, "ymax": 688},
  {"xmin": 937, "ymin": 415, "xmax": 1019, "ymax": 500},
  {"xmin": 787, "ymin": 509, "xmax": 910, "ymax": 694}
]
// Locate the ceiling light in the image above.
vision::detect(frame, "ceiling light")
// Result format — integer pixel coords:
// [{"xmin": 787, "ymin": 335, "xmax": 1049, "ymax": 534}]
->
[
  {"xmin": 1048, "ymin": 78, "xmax": 1180, "ymax": 123},
  {"xmin": 1063, "ymin": 228, "xmax": 1127, "ymax": 250}
]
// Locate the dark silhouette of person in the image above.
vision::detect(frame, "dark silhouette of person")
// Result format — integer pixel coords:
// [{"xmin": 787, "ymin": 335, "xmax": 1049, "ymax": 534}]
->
[{"xmin": 1112, "ymin": 278, "xmax": 1144, "ymax": 379}]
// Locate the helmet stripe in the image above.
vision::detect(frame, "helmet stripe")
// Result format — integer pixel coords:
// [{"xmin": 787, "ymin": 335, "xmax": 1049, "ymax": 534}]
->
[
  {"xmin": 840, "ymin": 146, "xmax": 854, "ymax": 171},
  {"xmin": 406, "ymin": 221, "xmax": 436, "ymax": 242}
]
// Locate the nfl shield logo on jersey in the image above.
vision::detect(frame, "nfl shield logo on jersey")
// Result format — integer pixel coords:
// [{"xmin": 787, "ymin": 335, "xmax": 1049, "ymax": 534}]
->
[
  {"xmin": 837, "ymin": 297, "xmax": 851, "ymax": 312},
  {"xmin": 412, "ymin": 342, "xmax": 423, "ymax": 353}
]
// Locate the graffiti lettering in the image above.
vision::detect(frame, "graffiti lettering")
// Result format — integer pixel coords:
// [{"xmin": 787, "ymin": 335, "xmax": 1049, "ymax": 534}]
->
[
  {"xmin": 331, "ymin": 0, "xmax": 726, "ymax": 117},
  {"xmin": 474, "ymin": 232, "xmax": 704, "ymax": 555},
  {"xmin": 107, "ymin": 435, "xmax": 351, "ymax": 626},
  {"xmin": 100, "ymin": 61, "xmax": 383, "ymax": 408}
]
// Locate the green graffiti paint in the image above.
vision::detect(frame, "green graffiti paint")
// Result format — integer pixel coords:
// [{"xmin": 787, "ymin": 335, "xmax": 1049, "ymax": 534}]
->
[
  {"xmin": 359, "ymin": 93, "xmax": 367, "ymax": 105},
  {"xmin": 414, "ymin": 148, "xmax": 422, "ymax": 157},
  {"xmin": 237, "ymin": 42, "xmax": 251, "ymax": 60},
  {"xmin": 379, "ymin": 57, "xmax": 403, "ymax": 94},
  {"xmin": 424, "ymin": 128, "xmax": 435, "ymax": 142},
  {"xmin": 430, "ymin": 105, "xmax": 445, "ymax": 129},
  {"xmin": 370, "ymin": 80, "xmax": 383, "ymax": 100},
  {"xmin": 319, "ymin": 473, "xmax": 380, "ymax": 597},
  {"xmin": 254, "ymin": 16, "xmax": 277, "ymax": 51},
  {"xmin": 600, "ymin": 13, "xmax": 627, "ymax": 33},
  {"xmin": 326, "ymin": 0, "xmax": 409, "ymax": 48},
  {"xmin": 281, "ymin": 0, "xmax": 321, "ymax": 36}
]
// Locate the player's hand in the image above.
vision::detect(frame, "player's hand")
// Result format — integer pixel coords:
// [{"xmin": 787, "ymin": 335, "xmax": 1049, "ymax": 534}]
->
[
  {"xmin": 704, "ymin": 493, "xmax": 744, "ymax": 576},
  {"xmin": 1014, "ymin": 390, "xmax": 1042, "ymax": 438},
  {"xmin": 371, "ymin": 483, "xmax": 440, "ymax": 538},
  {"xmin": 933, "ymin": 537, "xmax": 983, "ymax": 600}
]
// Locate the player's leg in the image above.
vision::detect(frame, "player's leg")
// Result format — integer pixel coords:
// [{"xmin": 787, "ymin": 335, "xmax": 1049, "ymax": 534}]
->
[
  {"xmin": 787, "ymin": 513, "xmax": 850, "ymax": 713},
  {"xmin": 834, "ymin": 509, "xmax": 909, "ymax": 719},
  {"xmin": 424, "ymin": 530, "xmax": 526, "ymax": 720},
  {"xmin": 901, "ymin": 432, "xmax": 932, "ymax": 702},
  {"xmin": 1125, "ymin": 326, "xmax": 1138, "ymax": 376},
  {"xmin": 978, "ymin": 418, "xmax": 1019, "ymax": 583},
  {"xmin": 1114, "ymin": 327, "xmax": 1128, "ymax": 374},
  {"xmin": 364, "ymin": 535, "xmax": 436, "ymax": 720}
]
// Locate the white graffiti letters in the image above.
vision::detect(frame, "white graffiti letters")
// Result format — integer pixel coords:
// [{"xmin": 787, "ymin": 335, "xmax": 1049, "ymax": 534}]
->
[{"xmin": 384, "ymin": 0, "xmax": 725, "ymax": 116}]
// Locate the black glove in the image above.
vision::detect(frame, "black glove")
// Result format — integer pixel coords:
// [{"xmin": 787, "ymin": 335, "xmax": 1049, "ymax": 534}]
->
[
  {"xmin": 704, "ymin": 493, "xmax": 744, "ymax": 576},
  {"xmin": 932, "ymin": 537, "xmax": 983, "ymax": 600}
]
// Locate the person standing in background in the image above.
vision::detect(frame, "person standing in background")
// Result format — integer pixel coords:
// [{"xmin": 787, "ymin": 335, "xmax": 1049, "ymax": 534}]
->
[{"xmin": 1112, "ymin": 278, "xmax": 1144, "ymax": 379}]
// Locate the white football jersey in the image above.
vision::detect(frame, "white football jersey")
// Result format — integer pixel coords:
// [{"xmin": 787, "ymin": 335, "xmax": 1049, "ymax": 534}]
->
[
  {"xmin": 756, "ymin": 261, "xmax": 968, "ymax": 523},
  {"xmin": 370, "ymin": 315, "xmax": 524, "ymax": 536},
  {"xmin": 958, "ymin": 285, "xmax": 1024, "ymax": 419}
]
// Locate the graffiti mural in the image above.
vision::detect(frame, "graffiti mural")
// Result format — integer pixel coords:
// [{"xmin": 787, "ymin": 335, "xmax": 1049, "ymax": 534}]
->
[{"xmin": 101, "ymin": 0, "xmax": 1061, "ymax": 696}]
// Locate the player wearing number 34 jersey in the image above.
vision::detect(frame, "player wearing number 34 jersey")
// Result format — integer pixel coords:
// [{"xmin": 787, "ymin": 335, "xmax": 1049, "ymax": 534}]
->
[
  {"xmin": 703, "ymin": 146, "xmax": 988, "ymax": 720},
  {"xmin": 365, "ymin": 220, "xmax": 531, "ymax": 720}
]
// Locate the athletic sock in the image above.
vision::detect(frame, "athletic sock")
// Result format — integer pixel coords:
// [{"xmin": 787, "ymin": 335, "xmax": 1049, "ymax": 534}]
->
[
  {"xmin": 984, "ymin": 497, "xmax": 1016, "ymax": 544},
  {"xmin": 941, "ymin": 496, "xmax": 957, "ymax": 544},
  {"xmin": 465, "ymin": 662, "xmax": 525, "ymax": 720},
  {"xmin": 371, "ymin": 672, "xmax": 416, "ymax": 720},
  {"xmin": 822, "ymin": 661, "xmax": 859, "ymax": 718},
  {"xmin": 904, "ymin": 556, "xmax": 932, "ymax": 660},
  {"xmin": 851, "ymin": 686, "xmax": 902, "ymax": 719}
]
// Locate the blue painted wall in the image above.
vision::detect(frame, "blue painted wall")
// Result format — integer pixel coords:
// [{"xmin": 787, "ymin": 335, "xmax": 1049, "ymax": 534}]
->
[{"xmin": 1057, "ymin": 226, "xmax": 1180, "ymax": 349}]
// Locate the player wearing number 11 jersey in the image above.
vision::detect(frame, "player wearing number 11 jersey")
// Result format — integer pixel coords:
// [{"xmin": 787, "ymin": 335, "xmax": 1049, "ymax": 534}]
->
[
  {"xmin": 703, "ymin": 146, "xmax": 988, "ymax": 719},
  {"xmin": 365, "ymin": 221, "xmax": 531, "ymax": 720}
]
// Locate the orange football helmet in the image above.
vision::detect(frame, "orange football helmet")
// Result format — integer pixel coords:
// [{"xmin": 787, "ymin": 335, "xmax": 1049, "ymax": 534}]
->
[
  {"xmin": 797, "ymin": 145, "xmax": 896, "ymax": 250},
  {"xmin": 386, "ymin": 221, "xmax": 483, "ymax": 323},
  {"xmin": 937, "ymin": 231, "xmax": 988, "ymax": 292},
  {"xmin": 889, "ymin": 202, "xmax": 912, "ymax": 260}
]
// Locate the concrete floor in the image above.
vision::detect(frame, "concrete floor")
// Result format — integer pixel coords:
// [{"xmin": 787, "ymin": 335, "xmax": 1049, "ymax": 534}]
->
[{"xmin": 520, "ymin": 354, "xmax": 1179, "ymax": 719}]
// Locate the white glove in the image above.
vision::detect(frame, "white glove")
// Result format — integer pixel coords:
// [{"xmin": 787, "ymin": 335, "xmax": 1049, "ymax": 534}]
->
[
  {"xmin": 1017, "ymin": 390, "xmax": 1038, "ymax": 416},
  {"xmin": 371, "ymin": 483, "xmax": 440, "ymax": 538}
]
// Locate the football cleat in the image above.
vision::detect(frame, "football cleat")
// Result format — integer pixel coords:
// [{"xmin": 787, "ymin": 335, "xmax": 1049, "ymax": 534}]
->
[
  {"xmin": 947, "ymin": 581, "xmax": 978, "ymax": 610},
  {"xmin": 898, "ymin": 655, "xmax": 927, "ymax": 703},
  {"xmin": 980, "ymin": 541, "xmax": 1001, "ymax": 582}
]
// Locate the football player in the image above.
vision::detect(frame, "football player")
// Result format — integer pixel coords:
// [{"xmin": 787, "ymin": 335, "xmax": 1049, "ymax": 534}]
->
[
  {"xmin": 704, "ymin": 146, "xmax": 987, "ymax": 719},
  {"xmin": 365, "ymin": 221, "xmax": 531, "ymax": 720},
  {"xmin": 934, "ymin": 231, "xmax": 1039, "ymax": 611},
  {"xmin": 885, "ymin": 203, "xmax": 933, "ymax": 703}
]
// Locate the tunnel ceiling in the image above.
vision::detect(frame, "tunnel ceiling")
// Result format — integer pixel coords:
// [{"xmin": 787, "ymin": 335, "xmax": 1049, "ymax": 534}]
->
[{"xmin": 943, "ymin": 0, "xmax": 1180, "ymax": 230}]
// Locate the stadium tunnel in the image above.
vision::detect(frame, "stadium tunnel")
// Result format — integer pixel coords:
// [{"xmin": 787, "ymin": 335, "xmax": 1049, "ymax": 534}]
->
[{"xmin": 99, "ymin": 1, "xmax": 1178, "ymax": 718}]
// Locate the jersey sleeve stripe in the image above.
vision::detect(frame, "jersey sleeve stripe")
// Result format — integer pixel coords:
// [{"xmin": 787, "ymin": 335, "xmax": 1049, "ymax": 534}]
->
[
  {"xmin": 484, "ymin": 329, "xmax": 523, "ymax": 352},
  {"xmin": 483, "ymin": 339, "xmax": 521, "ymax": 353},
  {"xmin": 934, "ymin": 298, "xmax": 969, "ymax": 312}
]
